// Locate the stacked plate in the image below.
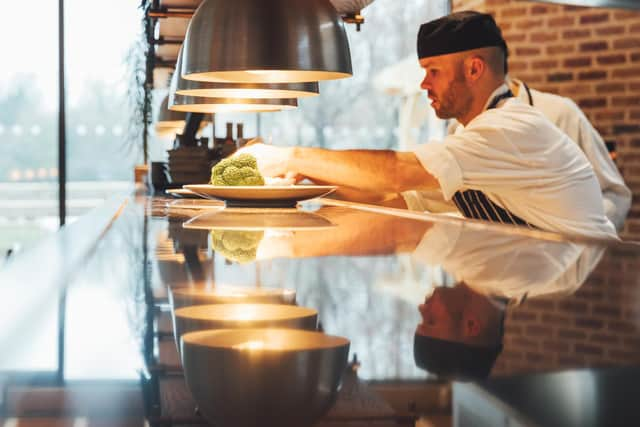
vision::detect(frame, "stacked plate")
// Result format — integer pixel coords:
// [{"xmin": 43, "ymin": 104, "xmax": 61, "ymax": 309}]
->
[{"xmin": 167, "ymin": 146, "xmax": 212, "ymax": 185}]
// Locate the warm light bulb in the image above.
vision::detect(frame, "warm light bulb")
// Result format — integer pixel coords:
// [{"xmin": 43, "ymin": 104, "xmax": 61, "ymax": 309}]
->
[{"xmin": 233, "ymin": 340, "xmax": 266, "ymax": 350}]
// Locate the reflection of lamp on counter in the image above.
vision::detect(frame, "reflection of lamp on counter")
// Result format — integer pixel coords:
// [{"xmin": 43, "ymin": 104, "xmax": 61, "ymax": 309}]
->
[
  {"xmin": 182, "ymin": 328, "xmax": 350, "ymax": 427},
  {"xmin": 169, "ymin": 285, "xmax": 296, "ymax": 310},
  {"xmin": 174, "ymin": 304, "xmax": 318, "ymax": 355}
]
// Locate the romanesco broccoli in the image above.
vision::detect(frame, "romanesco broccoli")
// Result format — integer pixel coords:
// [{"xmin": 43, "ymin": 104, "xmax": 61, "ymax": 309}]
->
[
  {"xmin": 210, "ymin": 230, "xmax": 264, "ymax": 264},
  {"xmin": 211, "ymin": 154, "xmax": 264, "ymax": 186}
]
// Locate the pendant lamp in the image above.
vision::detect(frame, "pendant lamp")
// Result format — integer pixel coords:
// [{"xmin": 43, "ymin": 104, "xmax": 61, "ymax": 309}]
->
[
  {"xmin": 174, "ymin": 44, "xmax": 319, "ymax": 98},
  {"xmin": 181, "ymin": 0, "xmax": 352, "ymax": 83}
]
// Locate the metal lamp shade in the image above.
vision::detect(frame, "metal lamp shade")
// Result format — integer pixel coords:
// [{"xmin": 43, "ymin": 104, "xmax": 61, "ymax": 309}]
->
[
  {"xmin": 173, "ymin": 44, "xmax": 319, "ymax": 98},
  {"xmin": 169, "ymin": 93, "xmax": 298, "ymax": 113},
  {"xmin": 156, "ymin": 94, "xmax": 186, "ymax": 129},
  {"xmin": 182, "ymin": 0, "xmax": 353, "ymax": 83}
]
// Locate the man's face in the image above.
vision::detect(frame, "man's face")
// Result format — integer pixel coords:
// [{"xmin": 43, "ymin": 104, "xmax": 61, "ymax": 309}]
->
[
  {"xmin": 416, "ymin": 286, "xmax": 469, "ymax": 341},
  {"xmin": 419, "ymin": 54, "xmax": 473, "ymax": 120}
]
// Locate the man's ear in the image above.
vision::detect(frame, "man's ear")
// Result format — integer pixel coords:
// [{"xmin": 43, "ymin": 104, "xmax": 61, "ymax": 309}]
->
[
  {"xmin": 465, "ymin": 56, "xmax": 485, "ymax": 83},
  {"xmin": 464, "ymin": 315, "xmax": 482, "ymax": 337}
]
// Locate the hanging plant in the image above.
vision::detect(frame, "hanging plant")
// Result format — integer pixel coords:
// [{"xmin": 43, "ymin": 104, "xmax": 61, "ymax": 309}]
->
[{"xmin": 124, "ymin": 0, "xmax": 153, "ymax": 165}]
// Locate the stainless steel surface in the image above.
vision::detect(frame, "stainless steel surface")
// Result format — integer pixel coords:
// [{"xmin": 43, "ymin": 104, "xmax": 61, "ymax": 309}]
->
[
  {"xmin": 182, "ymin": 0, "xmax": 352, "ymax": 83},
  {"xmin": 182, "ymin": 328, "xmax": 350, "ymax": 427},
  {"xmin": 535, "ymin": 0, "xmax": 640, "ymax": 9}
]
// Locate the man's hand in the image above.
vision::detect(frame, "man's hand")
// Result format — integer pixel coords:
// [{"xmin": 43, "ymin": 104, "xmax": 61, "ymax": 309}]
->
[{"xmin": 236, "ymin": 142, "xmax": 295, "ymax": 179}]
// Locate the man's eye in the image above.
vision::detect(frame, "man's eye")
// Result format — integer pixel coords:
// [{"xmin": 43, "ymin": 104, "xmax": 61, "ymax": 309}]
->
[{"xmin": 429, "ymin": 69, "xmax": 438, "ymax": 76}]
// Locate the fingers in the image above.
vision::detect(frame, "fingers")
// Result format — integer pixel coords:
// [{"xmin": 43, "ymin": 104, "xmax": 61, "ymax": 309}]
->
[{"xmin": 245, "ymin": 137, "xmax": 264, "ymax": 147}]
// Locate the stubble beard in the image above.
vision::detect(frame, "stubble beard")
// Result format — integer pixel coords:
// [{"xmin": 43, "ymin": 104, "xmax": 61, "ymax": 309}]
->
[{"xmin": 433, "ymin": 72, "xmax": 473, "ymax": 121}]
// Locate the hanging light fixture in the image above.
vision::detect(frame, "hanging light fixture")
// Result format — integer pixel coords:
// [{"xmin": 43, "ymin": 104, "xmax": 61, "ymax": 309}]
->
[
  {"xmin": 168, "ymin": 48, "xmax": 299, "ymax": 113},
  {"xmin": 174, "ymin": 45, "xmax": 320, "ymax": 98},
  {"xmin": 181, "ymin": 0, "xmax": 353, "ymax": 83},
  {"xmin": 169, "ymin": 93, "xmax": 297, "ymax": 113},
  {"xmin": 155, "ymin": 95, "xmax": 186, "ymax": 135}
]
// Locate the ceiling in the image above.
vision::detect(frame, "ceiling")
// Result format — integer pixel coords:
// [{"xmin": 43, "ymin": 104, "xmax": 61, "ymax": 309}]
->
[{"xmin": 152, "ymin": 0, "xmax": 375, "ymax": 87}]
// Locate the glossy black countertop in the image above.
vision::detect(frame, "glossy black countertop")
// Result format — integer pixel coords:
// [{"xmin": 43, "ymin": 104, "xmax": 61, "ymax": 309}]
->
[{"xmin": 0, "ymin": 193, "xmax": 638, "ymax": 425}]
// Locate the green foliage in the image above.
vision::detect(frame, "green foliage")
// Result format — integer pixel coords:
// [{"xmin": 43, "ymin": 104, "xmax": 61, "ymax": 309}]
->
[
  {"xmin": 210, "ymin": 230, "xmax": 264, "ymax": 264},
  {"xmin": 210, "ymin": 154, "xmax": 264, "ymax": 186}
]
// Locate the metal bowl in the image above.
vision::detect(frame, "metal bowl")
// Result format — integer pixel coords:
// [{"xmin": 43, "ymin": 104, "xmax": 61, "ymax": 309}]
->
[
  {"xmin": 182, "ymin": 328, "xmax": 350, "ymax": 427},
  {"xmin": 174, "ymin": 304, "xmax": 317, "ymax": 357}
]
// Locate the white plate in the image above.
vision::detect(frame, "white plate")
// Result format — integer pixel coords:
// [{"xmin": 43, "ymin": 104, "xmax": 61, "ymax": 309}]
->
[
  {"xmin": 183, "ymin": 185, "xmax": 337, "ymax": 208},
  {"xmin": 166, "ymin": 188, "xmax": 202, "ymax": 199}
]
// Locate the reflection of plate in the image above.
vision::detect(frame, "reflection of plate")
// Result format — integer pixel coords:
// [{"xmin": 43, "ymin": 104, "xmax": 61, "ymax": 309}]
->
[
  {"xmin": 183, "ymin": 185, "xmax": 337, "ymax": 208},
  {"xmin": 168, "ymin": 199, "xmax": 225, "ymax": 211},
  {"xmin": 166, "ymin": 188, "xmax": 202, "ymax": 199},
  {"xmin": 183, "ymin": 209, "xmax": 335, "ymax": 231}
]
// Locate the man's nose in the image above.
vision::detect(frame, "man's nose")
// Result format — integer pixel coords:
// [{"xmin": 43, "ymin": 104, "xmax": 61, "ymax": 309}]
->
[{"xmin": 420, "ymin": 75, "xmax": 431, "ymax": 91}]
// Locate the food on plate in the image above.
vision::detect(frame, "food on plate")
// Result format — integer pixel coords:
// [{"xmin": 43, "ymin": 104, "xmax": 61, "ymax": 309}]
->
[
  {"xmin": 210, "ymin": 154, "xmax": 265, "ymax": 186},
  {"xmin": 210, "ymin": 230, "xmax": 264, "ymax": 264}
]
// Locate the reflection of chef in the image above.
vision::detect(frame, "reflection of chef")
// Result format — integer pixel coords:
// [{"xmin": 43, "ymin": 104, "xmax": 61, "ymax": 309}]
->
[{"xmin": 412, "ymin": 222, "xmax": 606, "ymax": 380}]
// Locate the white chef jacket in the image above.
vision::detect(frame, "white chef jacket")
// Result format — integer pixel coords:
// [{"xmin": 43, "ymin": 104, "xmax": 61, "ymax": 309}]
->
[
  {"xmin": 406, "ymin": 85, "xmax": 618, "ymax": 240},
  {"xmin": 513, "ymin": 81, "xmax": 631, "ymax": 230},
  {"xmin": 412, "ymin": 221, "xmax": 606, "ymax": 303},
  {"xmin": 407, "ymin": 81, "xmax": 631, "ymax": 230}
]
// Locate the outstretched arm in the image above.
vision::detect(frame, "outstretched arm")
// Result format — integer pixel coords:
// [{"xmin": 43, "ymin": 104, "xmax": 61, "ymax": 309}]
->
[{"xmin": 238, "ymin": 143, "xmax": 440, "ymax": 194}]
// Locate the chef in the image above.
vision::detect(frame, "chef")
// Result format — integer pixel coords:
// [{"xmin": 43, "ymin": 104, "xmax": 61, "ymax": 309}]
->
[{"xmin": 239, "ymin": 11, "xmax": 617, "ymax": 240}]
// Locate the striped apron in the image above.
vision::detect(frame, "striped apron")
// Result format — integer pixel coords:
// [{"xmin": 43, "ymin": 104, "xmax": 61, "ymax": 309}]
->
[{"xmin": 451, "ymin": 90, "xmax": 535, "ymax": 228}]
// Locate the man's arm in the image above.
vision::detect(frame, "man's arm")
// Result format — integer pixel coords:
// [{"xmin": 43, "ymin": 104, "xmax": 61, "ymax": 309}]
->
[{"xmin": 240, "ymin": 143, "xmax": 440, "ymax": 194}]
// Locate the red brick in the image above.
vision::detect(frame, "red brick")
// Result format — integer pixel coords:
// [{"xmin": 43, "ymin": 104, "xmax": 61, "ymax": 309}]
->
[
  {"xmin": 512, "ymin": 336, "xmax": 539, "ymax": 349},
  {"xmin": 590, "ymin": 333, "xmax": 620, "ymax": 344},
  {"xmin": 517, "ymin": 73, "xmax": 544, "ymax": 84},
  {"xmin": 525, "ymin": 299, "xmax": 555, "ymax": 311},
  {"xmin": 595, "ymin": 25, "xmax": 626, "ymax": 36},
  {"xmin": 511, "ymin": 310, "xmax": 538, "ymax": 322},
  {"xmin": 564, "ymin": 57, "xmax": 592, "ymax": 68},
  {"xmin": 578, "ymin": 70, "xmax": 608, "ymax": 81},
  {"xmin": 564, "ymin": 29, "xmax": 591, "ymax": 39},
  {"xmin": 548, "ymin": 72, "xmax": 574, "ymax": 82},
  {"xmin": 561, "ymin": 84, "xmax": 592, "ymax": 95},
  {"xmin": 595, "ymin": 83, "xmax": 626, "ymax": 94},
  {"xmin": 592, "ymin": 304, "xmax": 622, "ymax": 317},
  {"xmin": 541, "ymin": 313, "xmax": 571, "ymax": 326},
  {"xmin": 574, "ymin": 343, "xmax": 604, "ymax": 356},
  {"xmin": 516, "ymin": 46, "xmax": 542, "ymax": 56},
  {"xmin": 607, "ymin": 320, "xmax": 637, "ymax": 333},
  {"xmin": 526, "ymin": 352, "xmax": 553, "ymax": 363},
  {"xmin": 628, "ymin": 81, "xmax": 640, "ymax": 91},
  {"xmin": 547, "ymin": 44, "xmax": 576, "ymax": 55},
  {"xmin": 506, "ymin": 33, "xmax": 527, "ymax": 43},
  {"xmin": 607, "ymin": 349, "xmax": 640, "ymax": 361},
  {"xmin": 558, "ymin": 355, "xmax": 585, "ymax": 365},
  {"xmin": 575, "ymin": 317, "xmax": 605, "ymax": 330},
  {"xmin": 596, "ymin": 54, "xmax": 627, "ymax": 66},
  {"xmin": 532, "ymin": 59, "xmax": 558, "ymax": 70},
  {"xmin": 501, "ymin": 7, "xmax": 527, "ymax": 18},
  {"xmin": 630, "ymin": 23, "xmax": 640, "ymax": 33},
  {"xmin": 548, "ymin": 16, "xmax": 575, "ymax": 27},
  {"xmin": 595, "ymin": 111, "xmax": 625, "ymax": 121},
  {"xmin": 530, "ymin": 32, "xmax": 559, "ymax": 43},
  {"xmin": 509, "ymin": 60, "xmax": 528, "ymax": 72},
  {"xmin": 542, "ymin": 339, "xmax": 570, "ymax": 353},
  {"xmin": 580, "ymin": 41, "xmax": 609, "ymax": 52},
  {"xmin": 526, "ymin": 325, "xmax": 553, "ymax": 337},
  {"xmin": 614, "ymin": 11, "xmax": 640, "ymax": 20},
  {"xmin": 613, "ymin": 96, "xmax": 640, "ymax": 107},
  {"xmin": 558, "ymin": 300, "xmax": 589, "ymax": 314},
  {"xmin": 612, "ymin": 67, "xmax": 640, "ymax": 78},
  {"xmin": 580, "ymin": 12, "xmax": 610, "ymax": 25},
  {"xmin": 530, "ymin": 4, "xmax": 549, "ymax": 15},
  {"xmin": 557, "ymin": 328, "xmax": 587, "ymax": 339},
  {"xmin": 564, "ymin": 5, "xmax": 587, "ymax": 13},
  {"xmin": 516, "ymin": 19, "xmax": 544, "ymax": 30},
  {"xmin": 614, "ymin": 38, "xmax": 640, "ymax": 50}
]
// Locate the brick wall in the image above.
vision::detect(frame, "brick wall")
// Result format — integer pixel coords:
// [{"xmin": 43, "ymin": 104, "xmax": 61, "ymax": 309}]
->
[
  {"xmin": 451, "ymin": 0, "xmax": 640, "ymax": 239},
  {"xmin": 494, "ymin": 247, "xmax": 640, "ymax": 374}
]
